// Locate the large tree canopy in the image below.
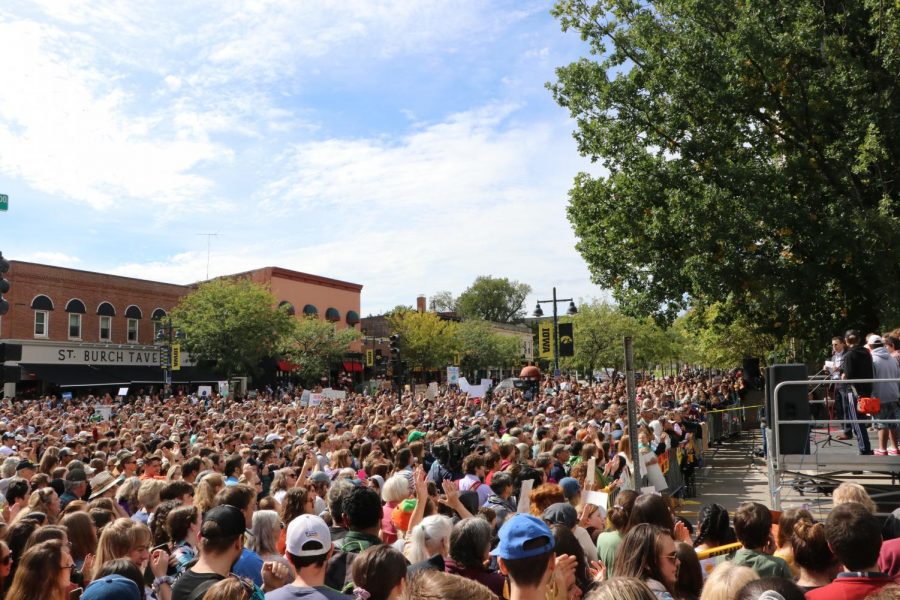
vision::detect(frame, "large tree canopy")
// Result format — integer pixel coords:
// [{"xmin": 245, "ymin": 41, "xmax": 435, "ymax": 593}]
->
[
  {"xmin": 281, "ymin": 317, "xmax": 361, "ymax": 386},
  {"xmin": 171, "ymin": 278, "xmax": 295, "ymax": 376},
  {"xmin": 456, "ymin": 276, "xmax": 532, "ymax": 323},
  {"xmin": 551, "ymin": 0, "xmax": 900, "ymax": 353}
]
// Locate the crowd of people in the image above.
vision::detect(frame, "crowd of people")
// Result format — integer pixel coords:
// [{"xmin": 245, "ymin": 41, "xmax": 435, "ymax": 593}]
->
[{"xmin": 0, "ymin": 372, "xmax": 894, "ymax": 599}]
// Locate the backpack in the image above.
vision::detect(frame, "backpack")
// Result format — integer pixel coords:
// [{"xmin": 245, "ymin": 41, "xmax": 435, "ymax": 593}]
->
[{"xmin": 457, "ymin": 479, "xmax": 482, "ymax": 493}]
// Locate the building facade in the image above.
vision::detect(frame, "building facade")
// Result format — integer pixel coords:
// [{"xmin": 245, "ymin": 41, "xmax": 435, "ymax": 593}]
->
[{"xmin": 0, "ymin": 261, "xmax": 362, "ymax": 398}]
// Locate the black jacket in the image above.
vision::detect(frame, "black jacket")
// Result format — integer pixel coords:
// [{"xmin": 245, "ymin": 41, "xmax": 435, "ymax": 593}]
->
[{"xmin": 843, "ymin": 345, "xmax": 874, "ymax": 397}]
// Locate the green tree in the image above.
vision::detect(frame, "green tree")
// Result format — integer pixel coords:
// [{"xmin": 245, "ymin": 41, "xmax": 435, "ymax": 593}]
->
[
  {"xmin": 564, "ymin": 300, "xmax": 680, "ymax": 374},
  {"xmin": 673, "ymin": 303, "xmax": 780, "ymax": 370},
  {"xmin": 281, "ymin": 317, "xmax": 362, "ymax": 386},
  {"xmin": 429, "ymin": 290, "xmax": 458, "ymax": 313},
  {"xmin": 170, "ymin": 278, "xmax": 294, "ymax": 376},
  {"xmin": 550, "ymin": 1, "xmax": 900, "ymax": 354},
  {"xmin": 456, "ymin": 276, "xmax": 532, "ymax": 323},
  {"xmin": 457, "ymin": 319, "xmax": 522, "ymax": 375},
  {"xmin": 387, "ymin": 311, "xmax": 459, "ymax": 371}
]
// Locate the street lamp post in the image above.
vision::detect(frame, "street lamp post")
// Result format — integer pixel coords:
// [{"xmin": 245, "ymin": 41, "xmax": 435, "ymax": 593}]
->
[
  {"xmin": 156, "ymin": 318, "xmax": 184, "ymax": 393},
  {"xmin": 533, "ymin": 287, "xmax": 577, "ymax": 376}
]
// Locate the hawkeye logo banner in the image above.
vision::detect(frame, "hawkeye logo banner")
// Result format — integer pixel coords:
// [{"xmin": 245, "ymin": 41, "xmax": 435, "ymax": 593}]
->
[
  {"xmin": 558, "ymin": 323, "xmax": 574, "ymax": 357},
  {"xmin": 538, "ymin": 323, "xmax": 554, "ymax": 358}
]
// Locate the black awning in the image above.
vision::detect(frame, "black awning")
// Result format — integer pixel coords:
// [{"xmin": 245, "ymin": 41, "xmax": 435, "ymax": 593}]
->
[{"xmin": 18, "ymin": 363, "xmax": 168, "ymax": 387}]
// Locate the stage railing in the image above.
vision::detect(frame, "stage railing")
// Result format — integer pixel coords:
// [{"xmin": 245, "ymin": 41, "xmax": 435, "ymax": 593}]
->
[{"xmin": 769, "ymin": 376, "xmax": 900, "ymax": 510}]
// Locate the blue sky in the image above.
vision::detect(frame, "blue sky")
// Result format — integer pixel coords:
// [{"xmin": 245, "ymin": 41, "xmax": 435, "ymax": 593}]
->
[{"xmin": 0, "ymin": 1, "xmax": 608, "ymax": 315}]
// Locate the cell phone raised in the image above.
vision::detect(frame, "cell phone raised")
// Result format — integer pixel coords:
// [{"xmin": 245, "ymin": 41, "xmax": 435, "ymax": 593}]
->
[{"xmin": 69, "ymin": 587, "xmax": 83, "ymax": 600}]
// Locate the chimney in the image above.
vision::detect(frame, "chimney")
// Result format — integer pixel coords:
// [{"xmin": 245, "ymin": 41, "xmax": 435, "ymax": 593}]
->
[{"xmin": 417, "ymin": 295, "xmax": 426, "ymax": 313}]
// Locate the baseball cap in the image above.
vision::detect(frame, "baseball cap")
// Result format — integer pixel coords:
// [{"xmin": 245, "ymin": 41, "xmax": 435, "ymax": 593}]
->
[
  {"xmin": 265, "ymin": 433, "xmax": 283, "ymax": 443},
  {"xmin": 308, "ymin": 471, "xmax": 331, "ymax": 484},
  {"xmin": 83, "ymin": 574, "xmax": 142, "ymax": 600},
  {"xmin": 285, "ymin": 514, "xmax": 332, "ymax": 556},
  {"xmin": 542, "ymin": 502, "xmax": 578, "ymax": 529},
  {"xmin": 558, "ymin": 477, "xmax": 581, "ymax": 501},
  {"xmin": 491, "ymin": 514, "xmax": 555, "ymax": 560},
  {"xmin": 16, "ymin": 460, "xmax": 37, "ymax": 472},
  {"xmin": 201, "ymin": 505, "xmax": 246, "ymax": 540},
  {"xmin": 868, "ymin": 334, "xmax": 885, "ymax": 347}
]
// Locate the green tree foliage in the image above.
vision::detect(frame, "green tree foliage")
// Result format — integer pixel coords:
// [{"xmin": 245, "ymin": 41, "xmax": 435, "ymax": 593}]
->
[
  {"xmin": 457, "ymin": 319, "xmax": 523, "ymax": 374},
  {"xmin": 281, "ymin": 317, "xmax": 362, "ymax": 386},
  {"xmin": 170, "ymin": 278, "xmax": 294, "ymax": 376},
  {"xmin": 550, "ymin": 1, "xmax": 900, "ymax": 353},
  {"xmin": 429, "ymin": 290, "xmax": 458, "ymax": 313},
  {"xmin": 672, "ymin": 304, "xmax": 780, "ymax": 370},
  {"xmin": 387, "ymin": 311, "xmax": 459, "ymax": 371},
  {"xmin": 564, "ymin": 300, "xmax": 681, "ymax": 373},
  {"xmin": 456, "ymin": 276, "xmax": 532, "ymax": 323}
]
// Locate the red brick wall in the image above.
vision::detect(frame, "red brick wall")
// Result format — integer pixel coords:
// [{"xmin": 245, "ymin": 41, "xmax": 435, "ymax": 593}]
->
[{"xmin": 1, "ymin": 262, "xmax": 189, "ymax": 343}]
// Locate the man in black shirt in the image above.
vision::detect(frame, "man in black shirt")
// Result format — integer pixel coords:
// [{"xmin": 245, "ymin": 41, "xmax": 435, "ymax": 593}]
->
[{"xmin": 841, "ymin": 330, "xmax": 873, "ymax": 455}]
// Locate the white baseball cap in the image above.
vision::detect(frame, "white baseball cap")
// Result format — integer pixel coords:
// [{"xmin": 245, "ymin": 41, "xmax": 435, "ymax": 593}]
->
[{"xmin": 285, "ymin": 514, "xmax": 332, "ymax": 557}]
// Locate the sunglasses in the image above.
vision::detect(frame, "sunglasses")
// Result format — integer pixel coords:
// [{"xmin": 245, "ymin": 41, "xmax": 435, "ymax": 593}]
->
[
  {"xmin": 663, "ymin": 552, "xmax": 679, "ymax": 563},
  {"xmin": 0, "ymin": 555, "xmax": 11, "ymax": 566}
]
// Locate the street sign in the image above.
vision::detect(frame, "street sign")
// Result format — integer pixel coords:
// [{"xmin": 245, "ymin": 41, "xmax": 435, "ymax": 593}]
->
[{"xmin": 0, "ymin": 195, "xmax": 7, "ymax": 211}]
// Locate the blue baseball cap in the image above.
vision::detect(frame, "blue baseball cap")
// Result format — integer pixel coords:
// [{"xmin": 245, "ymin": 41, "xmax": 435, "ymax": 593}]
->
[
  {"xmin": 491, "ymin": 514, "xmax": 554, "ymax": 560},
  {"xmin": 83, "ymin": 574, "xmax": 141, "ymax": 600}
]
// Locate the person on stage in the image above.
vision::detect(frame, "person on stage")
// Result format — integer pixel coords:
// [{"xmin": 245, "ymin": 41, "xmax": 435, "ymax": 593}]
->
[{"xmin": 841, "ymin": 330, "xmax": 873, "ymax": 455}]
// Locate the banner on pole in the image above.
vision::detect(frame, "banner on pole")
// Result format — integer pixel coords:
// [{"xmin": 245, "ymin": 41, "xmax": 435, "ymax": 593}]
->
[
  {"xmin": 558, "ymin": 323, "xmax": 574, "ymax": 357},
  {"xmin": 365, "ymin": 349, "xmax": 374, "ymax": 367},
  {"xmin": 538, "ymin": 323, "xmax": 554, "ymax": 358},
  {"xmin": 447, "ymin": 366, "xmax": 460, "ymax": 385}
]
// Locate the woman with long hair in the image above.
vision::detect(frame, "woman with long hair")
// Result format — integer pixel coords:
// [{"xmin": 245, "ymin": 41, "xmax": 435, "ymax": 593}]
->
[
  {"xmin": 596, "ymin": 489, "xmax": 637, "ymax": 575},
  {"xmin": 406, "ymin": 515, "xmax": 452, "ymax": 565},
  {"xmin": 3, "ymin": 520, "xmax": 38, "ymax": 585},
  {"xmin": 674, "ymin": 542, "xmax": 703, "ymax": 600},
  {"xmin": 249, "ymin": 510, "xmax": 292, "ymax": 586},
  {"xmin": 11, "ymin": 487, "xmax": 60, "ymax": 525},
  {"xmin": 93, "ymin": 518, "xmax": 137, "ymax": 580},
  {"xmin": 61, "ymin": 511, "xmax": 98, "ymax": 573},
  {"xmin": 193, "ymin": 474, "xmax": 225, "ymax": 517},
  {"xmin": 166, "ymin": 505, "xmax": 201, "ymax": 576},
  {"xmin": 550, "ymin": 523, "xmax": 593, "ymax": 598},
  {"xmin": 115, "ymin": 477, "xmax": 142, "ymax": 516},
  {"xmin": 5, "ymin": 540, "xmax": 73, "ymax": 600},
  {"xmin": 0, "ymin": 541, "xmax": 13, "ymax": 600},
  {"xmin": 613, "ymin": 524, "xmax": 679, "ymax": 600},
  {"xmin": 773, "ymin": 507, "xmax": 813, "ymax": 579},
  {"xmin": 693, "ymin": 504, "xmax": 735, "ymax": 552},
  {"xmin": 276, "ymin": 487, "xmax": 315, "ymax": 554},
  {"xmin": 268, "ymin": 468, "xmax": 297, "ymax": 506}
]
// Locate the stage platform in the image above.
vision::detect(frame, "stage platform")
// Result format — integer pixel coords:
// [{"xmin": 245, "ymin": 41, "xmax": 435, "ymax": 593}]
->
[{"xmin": 772, "ymin": 428, "xmax": 900, "ymax": 515}]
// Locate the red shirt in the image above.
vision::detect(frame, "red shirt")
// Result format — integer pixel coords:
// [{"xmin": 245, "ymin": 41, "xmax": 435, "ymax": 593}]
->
[{"xmin": 806, "ymin": 573, "xmax": 894, "ymax": 600}]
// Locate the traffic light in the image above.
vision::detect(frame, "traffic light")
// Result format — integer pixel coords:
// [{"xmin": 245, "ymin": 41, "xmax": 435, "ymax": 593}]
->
[
  {"xmin": 389, "ymin": 334, "xmax": 400, "ymax": 358},
  {"xmin": 0, "ymin": 252, "xmax": 9, "ymax": 316}
]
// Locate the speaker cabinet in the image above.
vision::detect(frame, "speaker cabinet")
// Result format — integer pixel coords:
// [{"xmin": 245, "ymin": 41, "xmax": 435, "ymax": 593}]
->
[{"xmin": 765, "ymin": 364, "xmax": 810, "ymax": 455}]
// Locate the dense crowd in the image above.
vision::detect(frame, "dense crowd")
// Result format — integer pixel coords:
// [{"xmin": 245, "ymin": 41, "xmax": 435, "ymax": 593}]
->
[{"xmin": 0, "ymin": 372, "xmax": 895, "ymax": 600}]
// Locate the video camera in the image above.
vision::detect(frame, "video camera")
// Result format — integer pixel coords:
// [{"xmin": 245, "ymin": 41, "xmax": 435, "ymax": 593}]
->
[{"xmin": 436, "ymin": 425, "xmax": 483, "ymax": 474}]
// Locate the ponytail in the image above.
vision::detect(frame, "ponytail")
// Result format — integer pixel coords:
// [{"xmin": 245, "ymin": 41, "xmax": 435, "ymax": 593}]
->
[
  {"xmin": 407, "ymin": 522, "xmax": 430, "ymax": 563},
  {"xmin": 405, "ymin": 515, "xmax": 452, "ymax": 564}
]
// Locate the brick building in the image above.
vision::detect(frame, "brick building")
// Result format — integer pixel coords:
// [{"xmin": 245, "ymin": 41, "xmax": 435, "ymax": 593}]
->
[{"xmin": 0, "ymin": 261, "xmax": 362, "ymax": 398}]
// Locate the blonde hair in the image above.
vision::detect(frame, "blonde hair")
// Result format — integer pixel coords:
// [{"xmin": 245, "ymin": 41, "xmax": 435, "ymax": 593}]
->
[
  {"xmin": 699, "ymin": 562, "xmax": 759, "ymax": 600},
  {"xmin": 194, "ymin": 473, "xmax": 225, "ymax": 515},
  {"xmin": 586, "ymin": 577, "xmax": 657, "ymax": 600},
  {"xmin": 401, "ymin": 569, "xmax": 496, "ymax": 600},
  {"xmin": 137, "ymin": 479, "xmax": 166, "ymax": 511},
  {"xmin": 832, "ymin": 482, "xmax": 877, "ymax": 514},
  {"xmin": 93, "ymin": 518, "xmax": 137, "ymax": 579}
]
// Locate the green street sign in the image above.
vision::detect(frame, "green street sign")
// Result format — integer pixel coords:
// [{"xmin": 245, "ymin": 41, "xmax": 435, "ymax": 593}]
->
[{"xmin": 0, "ymin": 195, "xmax": 7, "ymax": 211}]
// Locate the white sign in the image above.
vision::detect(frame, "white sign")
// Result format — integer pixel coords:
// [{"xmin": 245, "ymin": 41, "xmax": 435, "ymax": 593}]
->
[
  {"xmin": 517, "ymin": 479, "xmax": 534, "ymax": 513},
  {"xmin": 583, "ymin": 490, "xmax": 608, "ymax": 519},
  {"xmin": 198, "ymin": 385, "xmax": 212, "ymax": 398},
  {"xmin": 309, "ymin": 393, "xmax": 322, "ymax": 407},
  {"xmin": 300, "ymin": 390, "xmax": 310, "ymax": 406},
  {"xmin": 585, "ymin": 458, "xmax": 596, "ymax": 489},
  {"xmin": 426, "ymin": 382, "xmax": 438, "ymax": 400},
  {"xmin": 218, "ymin": 381, "xmax": 229, "ymax": 397},
  {"xmin": 20, "ymin": 343, "xmax": 163, "ymax": 366},
  {"xmin": 447, "ymin": 366, "xmax": 460, "ymax": 385},
  {"xmin": 116, "ymin": 387, "xmax": 129, "ymax": 397},
  {"xmin": 321, "ymin": 388, "xmax": 346, "ymax": 400},
  {"xmin": 96, "ymin": 405, "xmax": 113, "ymax": 421}
]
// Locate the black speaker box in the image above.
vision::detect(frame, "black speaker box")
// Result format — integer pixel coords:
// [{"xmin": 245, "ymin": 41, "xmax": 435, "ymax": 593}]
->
[{"xmin": 765, "ymin": 364, "xmax": 810, "ymax": 455}]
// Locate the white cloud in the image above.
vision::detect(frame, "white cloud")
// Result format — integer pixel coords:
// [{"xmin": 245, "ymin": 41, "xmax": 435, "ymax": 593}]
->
[
  {"xmin": 20, "ymin": 252, "xmax": 82, "ymax": 267},
  {"xmin": 0, "ymin": 18, "xmax": 229, "ymax": 211}
]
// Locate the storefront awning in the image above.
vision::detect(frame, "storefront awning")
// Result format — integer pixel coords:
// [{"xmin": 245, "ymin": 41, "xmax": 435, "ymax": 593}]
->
[{"xmin": 17, "ymin": 364, "xmax": 223, "ymax": 387}]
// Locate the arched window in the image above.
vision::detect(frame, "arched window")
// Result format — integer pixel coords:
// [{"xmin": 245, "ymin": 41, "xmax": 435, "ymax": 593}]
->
[
  {"xmin": 325, "ymin": 308, "xmax": 341, "ymax": 322},
  {"xmin": 151, "ymin": 308, "xmax": 167, "ymax": 320},
  {"xmin": 97, "ymin": 302, "xmax": 115, "ymax": 342},
  {"xmin": 346, "ymin": 310, "xmax": 360, "ymax": 326},
  {"xmin": 30, "ymin": 295, "xmax": 54, "ymax": 310},
  {"xmin": 278, "ymin": 301, "xmax": 296, "ymax": 316},
  {"xmin": 125, "ymin": 305, "xmax": 142, "ymax": 343},
  {"xmin": 31, "ymin": 295, "xmax": 53, "ymax": 338},
  {"xmin": 96, "ymin": 302, "xmax": 116, "ymax": 316},
  {"xmin": 65, "ymin": 299, "xmax": 86, "ymax": 314},
  {"xmin": 302, "ymin": 304, "xmax": 318, "ymax": 316}
]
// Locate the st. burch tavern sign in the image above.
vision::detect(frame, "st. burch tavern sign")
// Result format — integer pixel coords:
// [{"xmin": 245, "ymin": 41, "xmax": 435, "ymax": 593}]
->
[{"xmin": 19, "ymin": 342, "xmax": 168, "ymax": 366}]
